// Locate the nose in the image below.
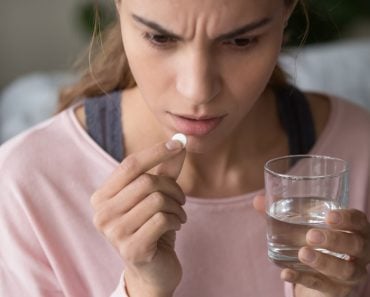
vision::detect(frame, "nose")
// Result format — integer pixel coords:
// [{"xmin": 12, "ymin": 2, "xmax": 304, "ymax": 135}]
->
[{"xmin": 176, "ymin": 49, "xmax": 221, "ymax": 106}]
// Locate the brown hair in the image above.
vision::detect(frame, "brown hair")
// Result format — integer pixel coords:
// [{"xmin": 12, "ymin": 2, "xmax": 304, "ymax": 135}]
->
[{"xmin": 57, "ymin": 0, "xmax": 308, "ymax": 112}]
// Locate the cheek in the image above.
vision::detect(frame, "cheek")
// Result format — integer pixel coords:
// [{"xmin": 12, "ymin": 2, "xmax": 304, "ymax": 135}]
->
[
  {"xmin": 124, "ymin": 47, "xmax": 157, "ymax": 89},
  {"xmin": 223, "ymin": 33, "xmax": 283, "ymax": 103},
  {"xmin": 121, "ymin": 27, "xmax": 171, "ymax": 97}
]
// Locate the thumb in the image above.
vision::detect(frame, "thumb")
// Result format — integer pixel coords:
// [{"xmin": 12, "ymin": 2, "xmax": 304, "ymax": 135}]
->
[
  {"xmin": 253, "ymin": 194, "xmax": 267, "ymax": 214},
  {"xmin": 152, "ymin": 135, "xmax": 187, "ymax": 180}
]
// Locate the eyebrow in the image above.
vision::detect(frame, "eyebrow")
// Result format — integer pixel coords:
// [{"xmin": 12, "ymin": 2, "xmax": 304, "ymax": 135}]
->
[{"xmin": 131, "ymin": 14, "xmax": 272, "ymax": 41}]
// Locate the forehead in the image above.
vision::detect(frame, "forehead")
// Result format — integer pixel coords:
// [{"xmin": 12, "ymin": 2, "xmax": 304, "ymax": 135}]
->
[
  {"xmin": 127, "ymin": 0, "xmax": 276, "ymax": 15},
  {"xmin": 124, "ymin": 0, "xmax": 281, "ymax": 36}
]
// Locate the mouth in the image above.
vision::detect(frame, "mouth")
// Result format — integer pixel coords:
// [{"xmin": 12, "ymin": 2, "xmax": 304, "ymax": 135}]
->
[{"xmin": 168, "ymin": 112, "xmax": 226, "ymax": 136}]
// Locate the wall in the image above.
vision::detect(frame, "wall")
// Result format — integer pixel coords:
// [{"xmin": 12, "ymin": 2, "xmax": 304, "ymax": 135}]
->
[{"xmin": 0, "ymin": 0, "xmax": 91, "ymax": 90}]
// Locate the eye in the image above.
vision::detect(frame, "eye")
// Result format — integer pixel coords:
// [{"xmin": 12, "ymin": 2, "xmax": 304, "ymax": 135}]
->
[
  {"xmin": 142, "ymin": 32, "xmax": 177, "ymax": 48},
  {"xmin": 224, "ymin": 37, "xmax": 258, "ymax": 50}
]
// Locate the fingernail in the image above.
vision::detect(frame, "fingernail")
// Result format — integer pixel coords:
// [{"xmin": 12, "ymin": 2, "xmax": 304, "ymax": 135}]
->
[
  {"xmin": 283, "ymin": 270, "xmax": 297, "ymax": 282},
  {"xmin": 328, "ymin": 211, "xmax": 341, "ymax": 224},
  {"xmin": 300, "ymin": 248, "xmax": 316, "ymax": 263},
  {"xmin": 308, "ymin": 230, "xmax": 325, "ymax": 244},
  {"xmin": 165, "ymin": 139, "xmax": 183, "ymax": 151}
]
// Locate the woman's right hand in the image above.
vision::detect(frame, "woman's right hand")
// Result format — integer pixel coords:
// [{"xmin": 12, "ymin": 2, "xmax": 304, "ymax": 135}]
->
[{"xmin": 90, "ymin": 138, "xmax": 187, "ymax": 297}]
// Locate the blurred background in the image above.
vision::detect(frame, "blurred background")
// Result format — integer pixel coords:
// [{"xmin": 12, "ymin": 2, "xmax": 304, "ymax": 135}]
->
[
  {"xmin": 0, "ymin": 0, "xmax": 112, "ymax": 90},
  {"xmin": 0, "ymin": 0, "xmax": 370, "ymax": 143}
]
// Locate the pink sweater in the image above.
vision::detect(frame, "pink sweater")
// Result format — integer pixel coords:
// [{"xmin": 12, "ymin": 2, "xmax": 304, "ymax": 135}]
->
[{"xmin": 0, "ymin": 96, "xmax": 369, "ymax": 297}]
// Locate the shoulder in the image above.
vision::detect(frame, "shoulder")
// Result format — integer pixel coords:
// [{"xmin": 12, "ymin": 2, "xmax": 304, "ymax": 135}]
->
[
  {"xmin": 330, "ymin": 96, "xmax": 370, "ymax": 153},
  {"xmin": 304, "ymin": 92, "xmax": 370, "ymax": 140},
  {"xmin": 304, "ymin": 93, "xmax": 370, "ymax": 209},
  {"xmin": 0, "ymin": 109, "xmax": 80, "ymax": 182},
  {"xmin": 326, "ymin": 94, "xmax": 370, "ymax": 137},
  {"xmin": 332, "ymin": 95, "xmax": 370, "ymax": 123},
  {"xmin": 305, "ymin": 92, "xmax": 370, "ymax": 175}
]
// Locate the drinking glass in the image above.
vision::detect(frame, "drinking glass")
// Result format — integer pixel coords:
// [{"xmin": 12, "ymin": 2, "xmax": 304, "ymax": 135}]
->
[{"xmin": 264, "ymin": 155, "xmax": 349, "ymax": 271}]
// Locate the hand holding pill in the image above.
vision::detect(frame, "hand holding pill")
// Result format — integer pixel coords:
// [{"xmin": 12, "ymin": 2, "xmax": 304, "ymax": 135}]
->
[{"xmin": 90, "ymin": 134, "xmax": 187, "ymax": 297}]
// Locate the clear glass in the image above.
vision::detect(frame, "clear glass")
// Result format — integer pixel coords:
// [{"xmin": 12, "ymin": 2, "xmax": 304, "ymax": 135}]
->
[{"xmin": 264, "ymin": 155, "xmax": 349, "ymax": 271}]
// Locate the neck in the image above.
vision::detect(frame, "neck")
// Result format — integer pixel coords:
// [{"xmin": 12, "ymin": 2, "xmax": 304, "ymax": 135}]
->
[{"xmin": 178, "ymin": 88, "xmax": 288, "ymax": 197}]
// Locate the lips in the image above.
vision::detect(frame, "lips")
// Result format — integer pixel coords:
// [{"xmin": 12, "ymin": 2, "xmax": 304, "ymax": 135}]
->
[{"xmin": 169, "ymin": 113, "xmax": 225, "ymax": 136}]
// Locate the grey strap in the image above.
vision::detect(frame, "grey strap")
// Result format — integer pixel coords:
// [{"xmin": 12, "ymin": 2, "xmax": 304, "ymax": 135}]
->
[
  {"xmin": 84, "ymin": 91, "xmax": 124, "ymax": 162},
  {"xmin": 274, "ymin": 85, "xmax": 316, "ymax": 155}
]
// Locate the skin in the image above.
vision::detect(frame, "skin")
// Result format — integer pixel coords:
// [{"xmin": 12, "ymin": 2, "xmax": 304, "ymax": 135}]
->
[{"xmin": 79, "ymin": 0, "xmax": 370, "ymax": 296}]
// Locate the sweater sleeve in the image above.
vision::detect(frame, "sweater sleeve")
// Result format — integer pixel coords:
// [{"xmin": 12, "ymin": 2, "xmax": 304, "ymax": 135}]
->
[
  {"xmin": 109, "ymin": 272, "xmax": 130, "ymax": 297},
  {"xmin": 284, "ymin": 282, "xmax": 295, "ymax": 297}
]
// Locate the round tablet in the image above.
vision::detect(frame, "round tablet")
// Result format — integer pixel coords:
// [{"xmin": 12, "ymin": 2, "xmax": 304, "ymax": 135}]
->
[{"xmin": 171, "ymin": 133, "xmax": 187, "ymax": 147}]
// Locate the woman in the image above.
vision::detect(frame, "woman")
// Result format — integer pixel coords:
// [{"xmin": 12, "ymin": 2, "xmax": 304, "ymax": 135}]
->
[{"xmin": 1, "ymin": 0, "xmax": 369, "ymax": 296}]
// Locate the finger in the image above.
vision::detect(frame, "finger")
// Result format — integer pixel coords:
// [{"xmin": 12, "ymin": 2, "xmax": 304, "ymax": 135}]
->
[
  {"xmin": 152, "ymin": 149, "xmax": 186, "ymax": 181},
  {"xmin": 112, "ymin": 192, "xmax": 187, "ymax": 237},
  {"xmin": 253, "ymin": 195, "xmax": 266, "ymax": 214},
  {"xmin": 91, "ymin": 138, "xmax": 185, "ymax": 206},
  {"xmin": 326, "ymin": 209, "xmax": 370, "ymax": 234},
  {"xmin": 306, "ymin": 228, "xmax": 366, "ymax": 259},
  {"xmin": 298, "ymin": 247, "xmax": 367, "ymax": 284},
  {"xmin": 281, "ymin": 269, "xmax": 352, "ymax": 297},
  {"xmin": 119, "ymin": 173, "xmax": 185, "ymax": 207},
  {"xmin": 129, "ymin": 213, "xmax": 182, "ymax": 261},
  {"xmin": 94, "ymin": 174, "xmax": 186, "ymax": 227}
]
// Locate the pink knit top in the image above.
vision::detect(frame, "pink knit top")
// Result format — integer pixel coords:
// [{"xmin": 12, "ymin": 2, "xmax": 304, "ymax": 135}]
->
[{"xmin": 1, "ymin": 96, "xmax": 369, "ymax": 296}]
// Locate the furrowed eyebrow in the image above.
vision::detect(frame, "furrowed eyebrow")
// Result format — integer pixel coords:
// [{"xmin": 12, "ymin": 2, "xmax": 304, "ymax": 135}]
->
[
  {"xmin": 215, "ymin": 17, "xmax": 272, "ymax": 41},
  {"xmin": 132, "ymin": 14, "xmax": 182, "ymax": 40},
  {"xmin": 132, "ymin": 14, "xmax": 272, "ymax": 41}
]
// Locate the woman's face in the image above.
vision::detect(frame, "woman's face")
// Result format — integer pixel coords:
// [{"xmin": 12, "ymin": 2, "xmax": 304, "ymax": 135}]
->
[{"xmin": 116, "ymin": 0, "xmax": 293, "ymax": 152}]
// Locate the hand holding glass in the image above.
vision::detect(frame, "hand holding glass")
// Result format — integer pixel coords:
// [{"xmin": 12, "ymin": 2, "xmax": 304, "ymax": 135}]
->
[{"xmin": 264, "ymin": 155, "xmax": 348, "ymax": 271}]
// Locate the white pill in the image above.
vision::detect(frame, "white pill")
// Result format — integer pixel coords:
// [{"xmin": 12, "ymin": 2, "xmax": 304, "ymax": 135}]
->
[{"xmin": 171, "ymin": 133, "xmax": 187, "ymax": 148}]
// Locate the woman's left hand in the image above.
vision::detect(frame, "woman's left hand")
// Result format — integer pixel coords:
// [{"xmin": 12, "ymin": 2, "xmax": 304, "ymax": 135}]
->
[{"xmin": 281, "ymin": 209, "xmax": 370, "ymax": 297}]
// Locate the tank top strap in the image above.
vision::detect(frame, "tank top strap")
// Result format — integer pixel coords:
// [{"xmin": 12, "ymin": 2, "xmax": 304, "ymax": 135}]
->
[
  {"xmin": 273, "ymin": 85, "xmax": 316, "ymax": 155},
  {"xmin": 84, "ymin": 91, "xmax": 124, "ymax": 162}
]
